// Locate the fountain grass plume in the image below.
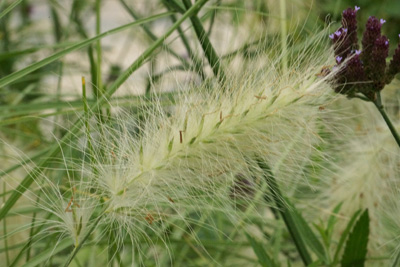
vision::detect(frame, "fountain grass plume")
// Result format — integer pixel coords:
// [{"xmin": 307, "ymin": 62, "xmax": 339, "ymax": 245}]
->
[{"xmin": 23, "ymin": 28, "xmax": 343, "ymax": 264}]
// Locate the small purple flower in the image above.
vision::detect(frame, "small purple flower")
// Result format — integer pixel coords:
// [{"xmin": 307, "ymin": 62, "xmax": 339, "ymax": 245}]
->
[
  {"xmin": 335, "ymin": 30, "xmax": 342, "ymax": 36},
  {"xmin": 343, "ymin": 28, "xmax": 348, "ymax": 33},
  {"xmin": 336, "ymin": 56, "xmax": 343, "ymax": 63},
  {"xmin": 355, "ymin": 6, "xmax": 360, "ymax": 12},
  {"xmin": 385, "ymin": 40, "xmax": 389, "ymax": 46},
  {"xmin": 329, "ymin": 33, "xmax": 334, "ymax": 39},
  {"xmin": 380, "ymin": 19, "xmax": 386, "ymax": 25},
  {"xmin": 355, "ymin": 50, "xmax": 361, "ymax": 55}
]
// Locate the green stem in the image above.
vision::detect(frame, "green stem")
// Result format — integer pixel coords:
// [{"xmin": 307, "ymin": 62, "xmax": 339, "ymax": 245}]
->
[
  {"xmin": 182, "ymin": 0, "xmax": 226, "ymax": 83},
  {"xmin": 119, "ymin": 0, "xmax": 192, "ymax": 70},
  {"xmin": 63, "ymin": 214, "xmax": 103, "ymax": 267},
  {"xmin": 2, "ymin": 182, "xmax": 10, "ymax": 266},
  {"xmin": 257, "ymin": 159, "xmax": 312, "ymax": 266},
  {"xmin": 373, "ymin": 92, "xmax": 400, "ymax": 148}
]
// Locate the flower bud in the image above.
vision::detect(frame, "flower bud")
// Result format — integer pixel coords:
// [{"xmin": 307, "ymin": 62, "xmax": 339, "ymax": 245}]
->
[
  {"xmin": 342, "ymin": 7, "xmax": 359, "ymax": 50},
  {"xmin": 386, "ymin": 35, "xmax": 400, "ymax": 84},
  {"xmin": 361, "ymin": 16, "xmax": 382, "ymax": 67},
  {"xmin": 367, "ymin": 36, "xmax": 389, "ymax": 91}
]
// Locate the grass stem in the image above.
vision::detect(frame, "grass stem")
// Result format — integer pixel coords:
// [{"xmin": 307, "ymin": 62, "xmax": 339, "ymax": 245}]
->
[
  {"xmin": 257, "ymin": 158, "xmax": 312, "ymax": 266},
  {"xmin": 63, "ymin": 214, "xmax": 103, "ymax": 267},
  {"xmin": 373, "ymin": 92, "xmax": 400, "ymax": 148},
  {"xmin": 182, "ymin": 0, "xmax": 226, "ymax": 83}
]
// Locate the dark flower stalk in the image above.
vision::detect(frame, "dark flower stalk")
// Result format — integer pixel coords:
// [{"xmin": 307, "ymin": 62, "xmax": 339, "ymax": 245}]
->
[{"xmin": 328, "ymin": 6, "xmax": 400, "ymax": 148}]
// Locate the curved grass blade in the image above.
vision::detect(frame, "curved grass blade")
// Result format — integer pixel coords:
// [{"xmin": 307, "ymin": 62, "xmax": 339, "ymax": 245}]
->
[
  {"xmin": 257, "ymin": 158, "xmax": 312, "ymax": 265},
  {"xmin": 245, "ymin": 233, "xmax": 277, "ymax": 267},
  {"xmin": 0, "ymin": 11, "xmax": 173, "ymax": 88},
  {"xmin": 21, "ymin": 239, "xmax": 73, "ymax": 267},
  {"xmin": 0, "ymin": 0, "xmax": 23, "ymax": 20}
]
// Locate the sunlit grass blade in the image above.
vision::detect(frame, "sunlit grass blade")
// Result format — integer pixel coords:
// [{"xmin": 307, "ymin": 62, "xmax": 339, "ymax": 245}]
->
[
  {"xmin": 0, "ymin": 0, "xmax": 23, "ymax": 20},
  {"xmin": 0, "ymin": 11, "xmax": 173, "ymax": 88},
  {"xmin": 182, "ymin": 0, "xmax": 225, "ymax": 83},
  {"xmin": 21, "ymin": 239, "xmax": 73, "ymax": 267}
]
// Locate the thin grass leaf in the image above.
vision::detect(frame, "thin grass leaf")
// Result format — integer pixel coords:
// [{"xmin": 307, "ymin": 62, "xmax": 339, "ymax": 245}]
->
[
  {"xmin": 286, "ymin": 201, "xmax": 327, "ymax": 263},
  {"xmin": 333, "ymin": 210, "xmax": 362, "ymax": 263},
  {"xmin": 182, "ymin": 0, "xmax": 226, "ymax": 83},
  {"xmin": 0, "ymin": 0, "xmax": 23, "ymax": 20},
  {"xmin": 245, "ymin": 233, "xmax": 277, "ymax": 267},
  {"xmin": 21, "ymin": 238, "xmax": 73, "ymax": 267},
  {"xmin": 392, "ymin": 249, "xmax": 400, "ymax": 267},
  {"xmin": 327, "ymin": 202, "xmax": 343, "ymax": 236},
  {"xmin": 0, "ymin": 11, "xmax": 173, "ymax": 88},
  {"xmin": 340, "ymin": 209, "xmax": 370, "ymax": 267},
  {"xmin": 257, "ymin": 158, "xmax": 312, "ymax": 266}
]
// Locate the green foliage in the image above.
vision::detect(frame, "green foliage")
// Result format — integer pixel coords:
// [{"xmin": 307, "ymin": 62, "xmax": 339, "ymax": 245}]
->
[
  {"xmin": 341, "ymin": 209, "xmax": 370, "ymax": 267},
  {"xmin": 245, "ymin": 233, "xmax": 278, "ymax": 267}
]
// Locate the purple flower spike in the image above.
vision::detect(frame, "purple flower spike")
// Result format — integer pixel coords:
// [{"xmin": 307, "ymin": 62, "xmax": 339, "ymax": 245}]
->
[
  {"xmin": 355, "ymin": 6, "xmax": 360, "ymax": 12},
  {"xmin": 329, "ymin": 34, "xmax": 334, "ymax": 39},
  {"xmin": 380, "ymin": 19, "xmax": 386, "ymax": 25},
  {"xmin": 387, "ymin": 38, "xmax": 400, "ymax": 84},
  {"xmin": 336, "ymin": 56, "xmax": 343, "ymax": 63},
  {"xmin": 355, "ymin": 50, "xmax": 361, "ymax": 55}
]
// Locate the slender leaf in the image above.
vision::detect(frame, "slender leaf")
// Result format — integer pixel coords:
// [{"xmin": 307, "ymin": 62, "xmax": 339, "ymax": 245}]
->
[
  {"xmin": 257, "ymin": 158, "xmax": 312, "ymax": 265},
  {"xmin": 287, "ymin": 201, "xmax": 327, "ymax": 263},
  {"xmin": 340, "ymin": 209, "xmax": 369, "ymax": 267},
  {"xmin": 0, "ymin": 11, "xmax": 173, "ymax": 88},
  {"xmin": 333, "ymin": 210, "xmax": 362, "ymax": 263},
  {"xmin": 0, "ymin": 0, "xmax": 24, "ymax": 20},
  {"xmin": 245, "ymin": 233, "xmax": 277, "ymax": 267},
  {"xmin": 392, "ymin": 249, "xmax": 400, "ymax": 267},
  {"xmin": 21, "ymin": 238, "xmax": 73, "ymax": 267}
]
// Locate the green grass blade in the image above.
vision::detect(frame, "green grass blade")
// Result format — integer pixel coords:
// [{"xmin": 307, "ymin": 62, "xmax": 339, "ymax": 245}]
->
[
  {"xmin": 22, "ymin": 238, "xmax": 73, "ymax": 267},
  {"xmin": 286, "ymin": 201, "xmax": 327, "ymax": 263},
  {"xmin": 0, "ymin": 0, "xmax": 23, "ymax": 20},
  {"xmin": 257, "ymin": 158, "xmax": 312, "ymax": 265},
  {"xmin": 182, "ymin": 0, "xmax": 225, "ymax": 83},
  {"xmin": 392, "ymin": 249, "xmax": 400, "ymax": 267},
  {"xmin": 0, "ymin": 11, "xmax": 173, "ymax": 88},
  {"xmin": 0, "ymin": 0, "xmax": 209, "ymax": 223},
  {"xmin": 245, "ymin": 233, "xmax": 277, "ymax": 267}
]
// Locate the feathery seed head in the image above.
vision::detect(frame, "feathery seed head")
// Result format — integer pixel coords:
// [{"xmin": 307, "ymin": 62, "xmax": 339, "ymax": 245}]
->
[{"xmin": 29, "ymin": 29, "xmax": 341, "ymax": 263}]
